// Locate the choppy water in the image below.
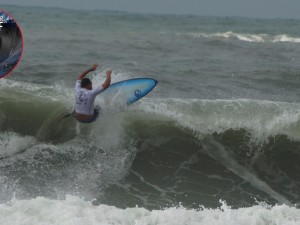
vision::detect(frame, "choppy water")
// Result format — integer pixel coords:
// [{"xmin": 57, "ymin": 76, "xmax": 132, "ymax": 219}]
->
[{"xmin": 0, "ymin": 5, "xmax": 300, "ymax": 224}]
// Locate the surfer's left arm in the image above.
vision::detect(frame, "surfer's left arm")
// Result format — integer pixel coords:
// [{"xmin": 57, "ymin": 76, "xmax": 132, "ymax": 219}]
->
[{"xmin": 77, "ymin": 64, "xmax": 98, "ymax": 80}]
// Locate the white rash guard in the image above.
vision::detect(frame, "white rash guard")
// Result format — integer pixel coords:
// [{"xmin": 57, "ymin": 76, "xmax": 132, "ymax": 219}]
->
[{"xmin": 75, "ymin": 80, "xmax": 104, "ymax": 115}]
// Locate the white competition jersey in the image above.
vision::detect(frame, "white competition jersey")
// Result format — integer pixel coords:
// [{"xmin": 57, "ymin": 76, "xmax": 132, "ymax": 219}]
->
[{"xmin": 75, "ymin": 80, "xmax": 104, "ymax": 115}]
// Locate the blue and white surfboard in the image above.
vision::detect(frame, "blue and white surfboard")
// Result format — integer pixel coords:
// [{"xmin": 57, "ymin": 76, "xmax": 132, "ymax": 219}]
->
[{"xmin": 104, "ymin": 78, "xmax": 158, "ymax": 105}]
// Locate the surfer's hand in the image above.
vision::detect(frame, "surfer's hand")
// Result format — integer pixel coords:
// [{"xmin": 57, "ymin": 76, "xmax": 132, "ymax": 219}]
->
[
  {"xmin": 90, "ymin": 64, "xmax": 98, "ymax": 71},
  {"xmin": 77, "ymin": 64, "xmax": 98, "ymax": 80},
  {"xmin": 106, "ymin": 70, "xmax": 112, "ymax": 77}
]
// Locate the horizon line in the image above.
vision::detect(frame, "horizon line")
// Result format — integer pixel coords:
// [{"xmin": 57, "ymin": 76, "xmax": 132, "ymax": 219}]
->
[{"xmin": 2, "ymin": 3, "xmax": 300, "ymax": 21}]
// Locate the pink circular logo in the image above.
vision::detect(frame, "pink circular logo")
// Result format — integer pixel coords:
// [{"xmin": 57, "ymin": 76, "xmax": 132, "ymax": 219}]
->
[{"xmin": 0, "ymin": 9, "xmax": 24, "ymax": 79}]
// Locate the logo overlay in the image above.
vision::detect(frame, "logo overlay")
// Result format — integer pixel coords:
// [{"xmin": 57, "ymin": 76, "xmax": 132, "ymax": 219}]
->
[{"xmin": 0, "ymin": 9, "xmax": 24, "ymax": 79}]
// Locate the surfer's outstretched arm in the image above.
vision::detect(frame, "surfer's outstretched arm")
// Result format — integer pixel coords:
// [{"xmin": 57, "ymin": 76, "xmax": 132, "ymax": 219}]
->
[
  {"xmin": 101, "ymin": 70, "xmax": 112, "ymax": 90},
  {"xmin": 77, "ymin": 64, "xmax": 98, "ymax": 80}
]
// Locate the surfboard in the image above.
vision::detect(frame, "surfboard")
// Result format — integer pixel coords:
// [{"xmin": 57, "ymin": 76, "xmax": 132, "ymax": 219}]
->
[{"xmin": 103, "ymin": 78, "xmax": 158, "ymax": 105}]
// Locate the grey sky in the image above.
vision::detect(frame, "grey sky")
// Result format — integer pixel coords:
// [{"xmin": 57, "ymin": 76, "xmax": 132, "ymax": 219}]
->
[{"xmin": 2, "ymin": 0, "xmax": 300, "ymax": 19}]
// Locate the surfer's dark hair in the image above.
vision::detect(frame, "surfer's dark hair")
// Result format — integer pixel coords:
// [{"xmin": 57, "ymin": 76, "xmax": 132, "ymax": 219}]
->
[{"xmin": 81, "ymin": 78, "xmax": 92, "ymax": 88}]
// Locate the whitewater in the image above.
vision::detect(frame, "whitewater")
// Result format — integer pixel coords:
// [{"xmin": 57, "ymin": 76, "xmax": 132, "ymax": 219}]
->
[{"xmin": 0, "ymin": 197, "xmax": 299, "ymax": 225}]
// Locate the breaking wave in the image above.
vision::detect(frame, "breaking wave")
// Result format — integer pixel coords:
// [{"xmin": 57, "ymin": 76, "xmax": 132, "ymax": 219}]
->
[{"xmin": 181, "ymin": 32, "xmax": 300, "ymax": 43}]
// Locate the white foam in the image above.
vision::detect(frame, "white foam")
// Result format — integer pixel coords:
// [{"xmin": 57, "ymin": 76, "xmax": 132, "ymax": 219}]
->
[
  {"xmin": 273, "ymin": 35, "xmax": 300, "ymax": 43},
  {"xmin": 136, "ymin": 98, "xmax": 300, "ymax": 142},
  {"xmin": 0, "ymin": 76, "xmax": 137, "ymax": 193},
  {"xmin": 0, "ymin": 132, "xmax": 36, "ymax": 158},
  {"xmin": 182, "ymin": 31, "xmax": 300, "ymax": 43},
  {"xmin": 0, "ymin": 196, "xmax": 299, "ymax": 225}
]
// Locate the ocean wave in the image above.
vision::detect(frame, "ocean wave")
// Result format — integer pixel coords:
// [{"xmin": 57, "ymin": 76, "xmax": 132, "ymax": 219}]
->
[
  {"xmin": 0, "ymin": 78, "xmax": 138, "ymax": 200},
  {"xmin": 0, "ymin": 196, "xmax": 299, "ymax": 225},
  {"xmin": 1, "ymin": 80, "xmax": 300, "ymax": 207},
  {"xmin": 1, "ymin": 80, "xmax": 299, "ymax": 145},
  {"xmin": 136, "ymin": 98, "xmax": 300, "ymax": 143},
  {"xmin": 181, "ymin": 32, "xmax": 300, "ymax": 43},
  {"xmin": 1, "ymin": 79, "xmax": 300, "ymax": 144}
]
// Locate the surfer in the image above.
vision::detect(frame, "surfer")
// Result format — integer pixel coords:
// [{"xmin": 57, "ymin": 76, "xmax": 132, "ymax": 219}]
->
[{"xmin": 74, "ymin": 64, "xmax": 111, "ymax": 123}]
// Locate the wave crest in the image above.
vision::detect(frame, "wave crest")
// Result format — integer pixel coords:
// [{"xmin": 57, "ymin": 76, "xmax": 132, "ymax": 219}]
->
[
  {"xmin": 137, "ymin": 98, "xmax": 300, "ymax": 142},
  {"xmin": 181, "ymin": 31, "xmax": 300, "ymax": 43}
]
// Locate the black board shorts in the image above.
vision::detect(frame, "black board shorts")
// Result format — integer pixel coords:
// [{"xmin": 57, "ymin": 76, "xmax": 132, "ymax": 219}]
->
[{"xmin": 73, "ymin": 107, "xmax": 100, "ymax": 123}]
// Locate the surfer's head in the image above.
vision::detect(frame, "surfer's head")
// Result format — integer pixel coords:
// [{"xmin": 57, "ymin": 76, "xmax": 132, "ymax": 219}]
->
[{"xmin": 81, "ymin": 78, "xmax": 92, "ymax": 90}]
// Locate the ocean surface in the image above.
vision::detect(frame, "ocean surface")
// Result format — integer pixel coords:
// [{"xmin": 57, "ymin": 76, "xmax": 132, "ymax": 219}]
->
[{"xmin": 0, "ymin": 5, "xmax": 300, "ymax": 225}]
